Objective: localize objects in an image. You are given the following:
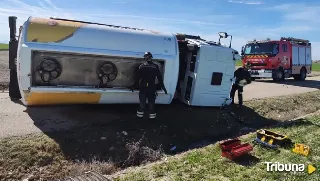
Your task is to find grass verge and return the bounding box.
[312,62,320,72]
[0,91,320,180]
[235,60,242,66]
[0,43,9,50]
[110,112,320,181]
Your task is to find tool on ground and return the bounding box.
[253,129,292,149]
[292,143,310,157]
[55,171,112,181]
[219,138,253,160]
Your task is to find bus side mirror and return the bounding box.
[9,16,17,41]
[218,32,229,38]
[241,46,245,55]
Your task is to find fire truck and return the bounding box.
[241,37,312,81]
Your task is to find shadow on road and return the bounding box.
[24,100,286,168]
[255,78,320,89]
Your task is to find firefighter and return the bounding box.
[130,52,167,119]
[230,62,252,106]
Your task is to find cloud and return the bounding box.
[0,0,319,60]
[311,42,320,60]
[228,0,262,5]
[77,13,229,26]
[270,3,320,24]
[0,0,235,43]
[43,0,61,11]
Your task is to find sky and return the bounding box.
[1,0,320,60]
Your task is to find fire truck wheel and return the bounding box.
[298,68,307,81]
[272,68,284,82]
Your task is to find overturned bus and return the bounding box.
[8,16,240,107]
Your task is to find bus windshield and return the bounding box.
[244,43,278,55]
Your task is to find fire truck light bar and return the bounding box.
[280,37,309,43]
[246,39,271,44]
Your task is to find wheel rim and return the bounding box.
[277,71,283,79]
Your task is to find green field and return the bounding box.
[236,60,242,66]
[0,43,9,50]
[312,62,320,72]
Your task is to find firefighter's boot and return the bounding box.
[137,102,145,118]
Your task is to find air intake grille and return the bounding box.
[251,63,267,66]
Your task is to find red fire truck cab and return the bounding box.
[241,37,312,81]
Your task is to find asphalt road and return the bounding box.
[0,51,319,138]
[235,76,320,101]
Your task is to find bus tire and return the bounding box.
[9,69,21,100]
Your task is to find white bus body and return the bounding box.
[10,16,238,107]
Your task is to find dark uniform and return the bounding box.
[131,52,167,119]
[230,64,252,106]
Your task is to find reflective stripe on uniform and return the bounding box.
[149,113,156,119]
[137,111,144,114]
[137,111,144,117]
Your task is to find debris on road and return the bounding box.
[101,137,107,140]
[55,171,112,181]
[170,146,177,151]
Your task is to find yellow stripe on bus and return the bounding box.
[27,17,84,43]
[26,92,101,105]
